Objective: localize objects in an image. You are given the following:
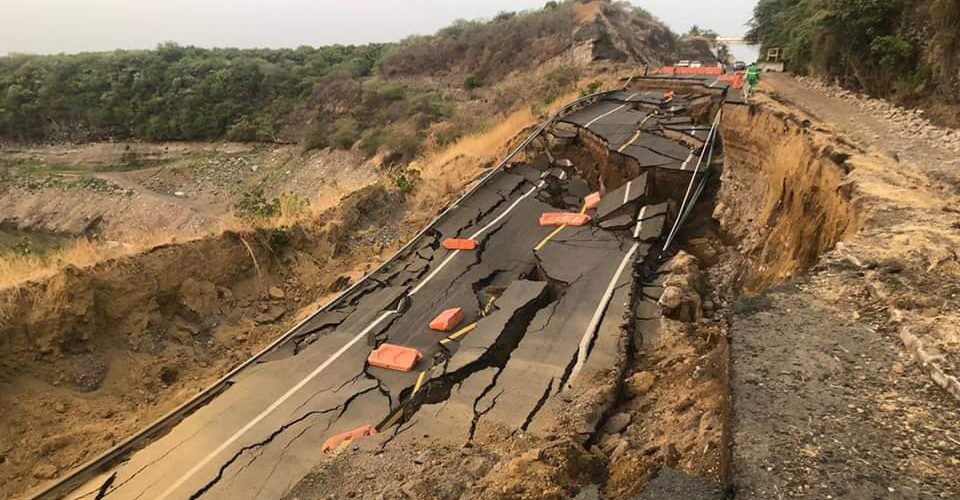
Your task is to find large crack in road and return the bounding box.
[44,79,734,500]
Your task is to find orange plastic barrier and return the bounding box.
[442,238,479,251]
[430,307,464,332]
[716,72,745,90]
[539,213,593,227]
[368,344,423,372]
[654,66,724,77]
[321,424,378,453]
[584,192,602,210]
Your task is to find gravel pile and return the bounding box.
[795,76,960,153]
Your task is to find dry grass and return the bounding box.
[0,233,191,290]
[410,73,631,216]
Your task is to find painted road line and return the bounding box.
[632,206,650,239]
[534,226,566,252]
[444,323,479,343]
[411,179,546,296]
[622,180,633,206]
[482,295,497,315]
[617,130,643,154]
[584,93,639,128]
[413,371,428,395]
[567,242,640,386]
[157,308,400,500]
[680,151,695,171]
[616,114,656,154]
[534,202,589,251]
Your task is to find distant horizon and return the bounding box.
[1,1,757,57]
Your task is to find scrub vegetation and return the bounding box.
[0,0,653,156]
[748,0,960,126]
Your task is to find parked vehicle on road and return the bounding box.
[677,60,691,67]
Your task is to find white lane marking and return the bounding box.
[558,170,567,180]
[568,242,640,385]
[584,92,639,128]
[622,181,632,205]
[410,179,545,296]
[633,206,649,239]
[585,105,626,128]
[157,309,399,500]
[161,175,548,496]
[468,180,546,239]
[680,151,695,171]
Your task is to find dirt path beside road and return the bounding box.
[728,74,960,499]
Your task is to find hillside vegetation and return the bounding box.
[0,44,387,142]
[748,0,960,126]
[0,0,679,156]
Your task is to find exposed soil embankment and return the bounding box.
[0,184,406,498]
[715,103,860,293]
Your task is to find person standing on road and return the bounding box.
[745,63,761,98]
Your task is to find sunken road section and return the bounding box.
[37,78,740,500]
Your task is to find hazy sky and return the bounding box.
[1,1,757,55]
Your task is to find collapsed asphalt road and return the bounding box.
[44,79,734,500]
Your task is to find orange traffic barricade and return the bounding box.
[654,66,723,77]
[584,192,602,210]
[368,344,423,372]
[321,424,378,453]
[442,238,479,251]
[539,213,592,227]
[430,307,464,332]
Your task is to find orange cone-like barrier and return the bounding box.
[653,66,723,77]
[368,344,423,372]
[442,238,479,251]
[321,424,378,453]
[584,192,602,210]
[539,213,592,227]
[430,307,465,332]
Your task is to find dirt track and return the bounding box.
[726,75,960,499]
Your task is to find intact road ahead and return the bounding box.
[45,78,733,500]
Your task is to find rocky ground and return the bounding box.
[724,74,960,499]
[0,142,379,243]
[777,75,960,191]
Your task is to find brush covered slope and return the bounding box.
[748,0,960,127]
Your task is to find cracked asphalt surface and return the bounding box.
[54,86,725,500]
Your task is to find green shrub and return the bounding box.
[359,129,386,155]
[464,74,484,89]
[331,118,361,149]
[394,168,421,195]
[381,83,407,101]
[235,188,280,222]
[581,81,603,97]
[267,226,291,251]
[303,121,331,151]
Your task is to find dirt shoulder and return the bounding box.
[728,75,960,499]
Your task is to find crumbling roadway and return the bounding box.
[39,77,737,500]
